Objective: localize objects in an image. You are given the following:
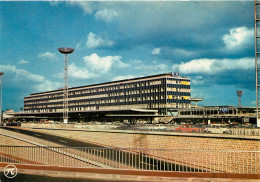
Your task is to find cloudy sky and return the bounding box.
[0,1,255,111]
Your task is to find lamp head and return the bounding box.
[236,90,244,97]
[58,47,74,54]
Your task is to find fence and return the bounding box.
[0,146,259,174]
[230,128,260,136]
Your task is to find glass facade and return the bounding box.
[24,73,191,115]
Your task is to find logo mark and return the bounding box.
[4,165,18,178]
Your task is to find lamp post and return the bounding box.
[236,90,244,107]
[58,47,74,124]
[0,72,4,124]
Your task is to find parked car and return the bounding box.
[6,122,21,126]
[204,127,231,134]
[175,125,204,133]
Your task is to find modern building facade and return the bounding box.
[174,106,256,124]
[23,73,190,121]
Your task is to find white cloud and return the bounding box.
[191,76,205,85]
[69,1,94,14]
[114,60,129,69]
[86,32,114,49]
[18,59,29,64]
[0,64,61,92]
[131,60,143,65]
[190,87,210,101]
[69,62,95,79]
[84,53,113,72]
[171,48,197,57]
[95,9,118,23]
[37,80,61,92]
[57,53,130,80]
[151,48,161,55]
[223,27,254,50]
[133,59,169,73]
[83,53,129,73]
[172,57,254,74]
[76,43,81,49]
[15,69,44,82]
[112,75,136,81]
[38,52,57,60]
[0,65,16,73]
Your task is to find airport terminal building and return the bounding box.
[22,73,191,122]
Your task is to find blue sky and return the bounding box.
[0,1,255,111]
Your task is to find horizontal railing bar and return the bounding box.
[0,146,258,153]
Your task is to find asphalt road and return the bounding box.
[0,127,102,148]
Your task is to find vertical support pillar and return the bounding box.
[255,0,260,127]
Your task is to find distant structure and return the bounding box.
[190,98,203,108]
[58,47,74,124]
[236,90,244,107]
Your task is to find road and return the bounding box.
[1,127,101,148]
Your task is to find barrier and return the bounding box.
[230,128,260,136]
[0,146,259,174]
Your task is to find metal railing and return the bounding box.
[230,128,260,136]
[0,146,259,174]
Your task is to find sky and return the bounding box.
[0,0,256,111]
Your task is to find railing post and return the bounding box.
[0,146,259,175]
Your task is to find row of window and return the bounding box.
[25,87,166,102]
[25,79,166,101]
[167,84,190,89]
[168,99,190,104]
[24,102,191,113]
[25,91,191,106]
[25,98,191,111]
[167,87,190,92]
[25,79,190,102]
[25,87,190,105]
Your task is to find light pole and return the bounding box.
[236,90,244,107]
[0,72,4,124]
[58,47,74,124]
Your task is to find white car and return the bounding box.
[204,127,231,134]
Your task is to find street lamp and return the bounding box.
[58,47,74,124]
[236,90,244,107]
[0,72,4,124]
